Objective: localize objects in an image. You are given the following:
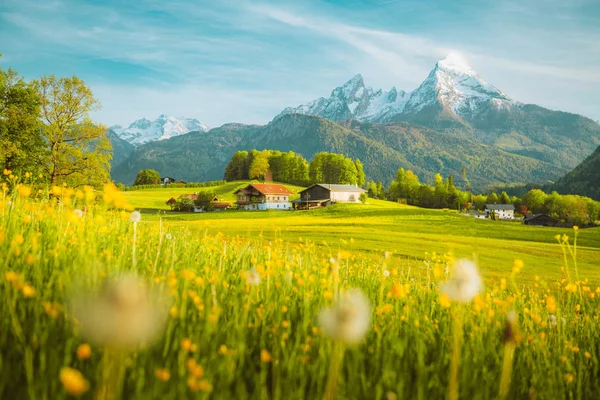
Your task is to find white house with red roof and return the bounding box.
[233,183,293,211]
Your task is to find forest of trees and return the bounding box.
[1,62,111,188]
[375,167,599,226]
[224,150,365,187]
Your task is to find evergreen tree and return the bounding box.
[224,151,248,181]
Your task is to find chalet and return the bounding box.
[292,184,366,210]
[485,204,515,220]
[234,184,293,211]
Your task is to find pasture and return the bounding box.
[2,183,599,399]
[126,183,600,283]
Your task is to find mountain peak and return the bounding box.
[114,115,209,147]
[436,53,476,76]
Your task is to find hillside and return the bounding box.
[107,129,134,167]
[112,114,562,189]
[551,146,600,200]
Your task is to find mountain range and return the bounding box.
[111,114,209,147]
[108,54,600,192]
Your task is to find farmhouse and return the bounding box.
[234,183,292,211]
[485,204,515,220]
[292,184,366,210]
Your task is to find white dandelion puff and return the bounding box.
[165,233,173,240]
[440,259,483,303]
[73,209,83,218]
[383,270,390,277]
[319,289,371,344]
[129,211,141,223]
[73,274,168,349]
[245,268,261,285]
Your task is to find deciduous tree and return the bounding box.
[38,75,111,188]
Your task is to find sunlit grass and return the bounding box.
[2,183,600,399]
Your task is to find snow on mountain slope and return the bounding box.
[403,53,517,120]
[111,114,209,146]
[274,74,410,123]
[276,53,517,124]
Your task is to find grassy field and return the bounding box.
[126,183,600,283]
[2,183,600,399]
[123,181,306,211]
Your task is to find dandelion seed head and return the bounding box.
[440,259,483,303]
[130,211,142,223]
[319,289,371,344]
[245,269,261,285]
[73,273,168,349]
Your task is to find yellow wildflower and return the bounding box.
[76,344,92,360]
[155,368,171,381]
[439,293,452,309]
[22,284,36,298]
[60,367,89,395]
[261,349,273,363]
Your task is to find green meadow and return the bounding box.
[125,182,600,283]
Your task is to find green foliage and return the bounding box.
[224,150,309,185]
[173,197,194,212]
[0,66,45,176]
[551,146,600,201]
[522,189,600,226]
[194,191,216,212]
[248,150,270,180]
[309,152,363,185]
[224,151,248,181]
[37,74,111,188]
[134,169,161,186]
[359,192,368,203]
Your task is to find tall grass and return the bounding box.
[1,183,599,399]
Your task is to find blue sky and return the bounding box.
[1,0,599,127]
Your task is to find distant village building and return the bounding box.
[524,213,554,226]
[234,184,292,211]
[292,184,366,210]
[173,193,231,212]
[485,204,515,220]
[473,211,487,219]
[161,176,177,185]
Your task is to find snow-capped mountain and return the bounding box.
[111,114,209,146]
[274,74,410,123]
[402,53,516,120]
[275,54,517,123]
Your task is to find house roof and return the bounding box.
[234,183,293,195]
[485,204,515,211]
[179,193,198,201]
[302,184,366,193]
[524,213,549,221]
